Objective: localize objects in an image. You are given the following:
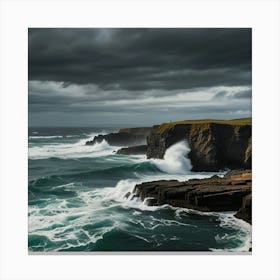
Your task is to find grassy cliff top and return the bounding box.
[158,118,252,134]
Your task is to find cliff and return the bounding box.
[127,170,252,224]
[86,127,152,147]
[234,193,252,224]
[146,118,252,171]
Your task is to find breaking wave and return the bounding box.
[29,178,251,252]
[28,139,116,160]
[28,128,251,252]
[153,141,193,174]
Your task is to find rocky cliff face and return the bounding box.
[86,127,152,147]
[234,193,252,224]
[147,119,252,171]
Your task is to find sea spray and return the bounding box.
[29,135,64,139]
[28,139,116,160]
[28,127,251,252]
[153,140,193,174]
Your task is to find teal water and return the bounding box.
[28,127,251,252]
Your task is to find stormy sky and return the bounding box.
[28,28,252,127]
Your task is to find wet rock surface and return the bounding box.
[234,193,252,224]
[146,119,252,171]
[128,170,252,224]
[86,127,151,147]
[116,145,147,155]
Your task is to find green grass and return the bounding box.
[158,118,252,134]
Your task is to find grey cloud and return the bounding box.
[234,89,252,99]
[29,28,251,91]
[213,88,252,100]
[28,28,252,126]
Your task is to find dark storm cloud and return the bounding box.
[28,28,252,126]
[29,28,251,91]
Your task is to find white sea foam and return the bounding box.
[152,141,193,174]
[29,135,64,139]
[28,191,118,251]
[173,207,252,252]
[28,178,160,250]
[28,139,116,159]
[28,178,173,251]
[65,135,80,138]
[29,176,251,252]
[208,213,252,252]
[29,134,93,139]
[28,133,249,252]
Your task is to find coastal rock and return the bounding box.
[234,193,252,224]
[86,127,151,147]
[146,118,252,171]
[124,192,131,199]
[128,170,252,223]
[116,145,147,155]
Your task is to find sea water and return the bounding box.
[28,127,251,252]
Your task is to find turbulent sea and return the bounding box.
[28,127,251,252]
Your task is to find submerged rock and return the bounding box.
[124,192,131,199]
[129,170,252,223]
[234,193,252,224]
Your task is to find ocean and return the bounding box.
[28,127,251,252]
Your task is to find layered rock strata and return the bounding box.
[128,170,252,223]
[146,118,252,171]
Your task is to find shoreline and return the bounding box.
[125,170,252,224]
[28,125,252,252]
[84,119,252,225]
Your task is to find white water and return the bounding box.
[28,139,117,159]
[29,178,251,252]
[28,137,194,178]
[211,214,252,252]
[29,135,64,139]
[28,134,251,252]
[153,141,193,174]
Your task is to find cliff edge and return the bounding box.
[147,118,251,171]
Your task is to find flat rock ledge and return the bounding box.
[127,170,252,224]
[116,145,147,155]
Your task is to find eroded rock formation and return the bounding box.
[146,118,252,171]
[86,127,151,147]
[128,170,252,223]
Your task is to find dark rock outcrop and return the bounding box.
[86,127,152,147]
[116,145,147,155]
[128,170,252,223]
[234,193,252,224]
[146,118,252,171]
